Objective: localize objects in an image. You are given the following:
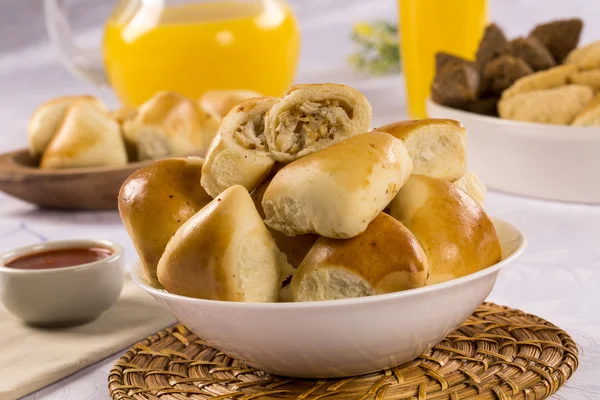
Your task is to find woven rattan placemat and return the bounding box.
[109,302,578,400]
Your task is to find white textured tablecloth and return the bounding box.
[1,0,599,398]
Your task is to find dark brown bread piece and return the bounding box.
[431,58,480,108]
[510,36,556,71]
[435,52,475,71]
[461,97,500,117]
[476,24,511,70]
[482,55,533,96]
[529,18,583,63]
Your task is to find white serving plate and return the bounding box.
[426,98,600,203]
[132,218,526,379]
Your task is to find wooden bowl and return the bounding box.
[0,148,151,210]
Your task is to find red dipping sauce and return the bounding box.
[5,247,113,270]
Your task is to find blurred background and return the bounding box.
[1,0,599,151]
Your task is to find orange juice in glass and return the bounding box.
[398,0,487,118]
[45,0,300,106]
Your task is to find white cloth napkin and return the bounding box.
[0,276,176,400]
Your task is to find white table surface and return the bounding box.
[1,0,599,399]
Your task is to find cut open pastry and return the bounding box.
[388,174,501,285]
[199,89,263,118]
[264,83,372,162]
[118,157,212,286]
[251,179,318,269]
[374,119,467,181]
[123,91,221,161]
[262,131,413,238]
[157,185,291,302]
[201,97,278,198]
[39,101,127,169]
[291,213,428,302]
[28,95,106,157]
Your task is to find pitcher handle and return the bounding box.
[44,0,109,87]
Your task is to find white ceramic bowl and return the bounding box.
[0,239,125,326]
[132,218,526,378]
[426,98,600,203]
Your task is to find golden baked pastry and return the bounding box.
[566,40,600,70]
[572,94,600,126]
[201,97,277,198]
[157,185,291,302]
[123,91,221,161]
[40,101,127,169]
[374,118,467,181]
[499,84,594,125]
[251,179,318,269]
[264,83,372,162]
[569,69,600,92]
[28,95,106,157]
[109,105,137,125]
[291,213,428,301]
[118,157,212,286]
[454,171,486,206]
[388,174,501,285]
[199,89,263,118]
[501,64,578,99]
[262,131,413,238]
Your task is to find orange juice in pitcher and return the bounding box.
[103,0,300,106]
[44,0,300,107]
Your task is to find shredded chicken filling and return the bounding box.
[274,99,352,154]
[233,113,267,150]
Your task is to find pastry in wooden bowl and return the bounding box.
[374,118,466,181]
[262,131,413,238]
[123,91,221,161]
[264,83,372,162]
[118,157,212,286]
[388,174,501,285]
[291,213,428,302]
[28,95,106,158]
[157,185,291,302]
[201,97,278,197]
[40,101,127,169]
[199,89,263,118]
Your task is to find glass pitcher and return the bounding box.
[44,0,301,106]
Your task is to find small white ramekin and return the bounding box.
[0,239,124,327]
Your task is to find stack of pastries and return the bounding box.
[27,89,262,169]
[119,83,502,303]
